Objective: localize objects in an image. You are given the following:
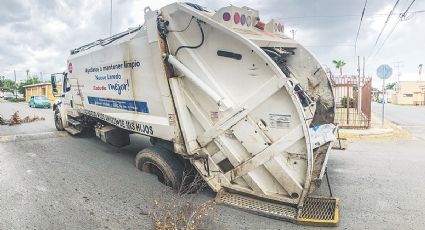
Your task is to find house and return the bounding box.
[390,81,425,105]
[23,82,61,102]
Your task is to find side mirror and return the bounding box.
[51,74,59,96]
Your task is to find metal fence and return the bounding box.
[331,75,372,129]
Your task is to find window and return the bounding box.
[35,96,48,100]
[403,94,413,97]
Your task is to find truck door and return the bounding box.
[67,78,84,108]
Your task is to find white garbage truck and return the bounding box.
[51,2,338,226]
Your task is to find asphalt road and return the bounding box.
[372,102,425,140]
[1,100,425,229]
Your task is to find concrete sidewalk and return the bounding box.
[338,112,410,140]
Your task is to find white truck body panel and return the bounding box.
[67,26,178,141]
[59,2,336,214]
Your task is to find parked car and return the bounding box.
[3,92,15,100]
[29,95,51,108]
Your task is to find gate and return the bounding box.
[331,75,372,128]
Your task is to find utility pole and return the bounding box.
[290,29,296,40]
[110,0,113,36]
[357,56,361,111]
[40,72,43,81]
[14,70,17,99]
[393,61,402,91]
[26,69,29,81]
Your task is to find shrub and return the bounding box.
[341,96,355,108]
[9,98,25,103]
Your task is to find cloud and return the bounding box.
[0,0,423,86]
[0,0,30,25]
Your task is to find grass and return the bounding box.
[6,98,25,103]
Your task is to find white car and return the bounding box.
[3,92,15,100]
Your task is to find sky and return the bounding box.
[0,0,424,86]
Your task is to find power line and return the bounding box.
[368,0,417,63]
[277,13,388,20]
[402,9,424,20]
[371,18,401,61]
[401,0,417,19]
[373,0,401,48]
[276,10,423,21]
[366,0,402,63]
[374,0,417,53]
[355,0,368,56]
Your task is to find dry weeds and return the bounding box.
[150,166,216,230]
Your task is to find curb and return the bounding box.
[0,131,69,143]
[338,113,410,141]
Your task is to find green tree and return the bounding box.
[386,82,396,90]
[0,79,17,92]
[332,60,346,76]
[18,77,42,96]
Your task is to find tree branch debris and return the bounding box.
[0,111,45,126]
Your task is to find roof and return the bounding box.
[22,82,52,88]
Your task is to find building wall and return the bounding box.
[392,81,425,105]
[25,84,62,102]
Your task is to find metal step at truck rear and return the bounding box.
[215,191,297,222]
[215,191,339,226]
[298,196,339,226]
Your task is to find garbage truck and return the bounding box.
[51,2,338,226]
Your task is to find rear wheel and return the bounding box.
[135,146,183,190]
[54,108,65,131]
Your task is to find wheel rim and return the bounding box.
[142,162,168,185]
[55,113,62,128]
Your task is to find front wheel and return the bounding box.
[135,146,183,190]
[54,108,65,131]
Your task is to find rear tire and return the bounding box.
[54,108,65,131]
[135,146,183,190]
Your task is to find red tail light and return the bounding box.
[234,12,240,24]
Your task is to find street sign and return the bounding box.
[377,64,392,80]
[376,64,393,128]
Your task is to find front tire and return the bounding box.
[135,146,183,190]
[54,108,65,131]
